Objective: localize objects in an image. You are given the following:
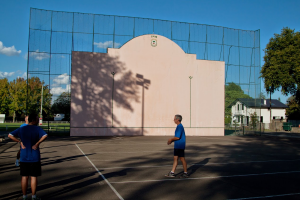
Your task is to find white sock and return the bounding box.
[23,195,27,199]
[184,172,188,174]
[171,171,174,173]
[32,195,36,198]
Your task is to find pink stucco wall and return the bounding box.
[71,34,225,136]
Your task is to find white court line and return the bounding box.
[75,143,124,200]
[90,155,233,161]
[95,151,168,153]
[93,151,249,154]
[227,192,300,199]
[98,159,300,170]
[109,170,300,184]
[93,151,300,157]
[78,142,219,146]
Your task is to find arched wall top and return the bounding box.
[117,34,186,54]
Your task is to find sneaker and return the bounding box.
[180,173,189,178]
[165,171,175,177]
[15,159,19,167]
[32,196,41,200]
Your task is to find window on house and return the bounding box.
[241,116,243,124]
[238,104,239,110]
[238,116,240,122]
[242,104,244,110]
[260,116,263,122]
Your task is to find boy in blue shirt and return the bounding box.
[165,114,189,178]
[8,114,47,200]
[16,115,28,166]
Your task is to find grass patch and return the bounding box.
[0,123,70,136]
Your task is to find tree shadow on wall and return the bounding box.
[71,51,145,136]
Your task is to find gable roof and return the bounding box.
[230,98,288,109]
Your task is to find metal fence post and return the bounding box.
[243,126,244,135]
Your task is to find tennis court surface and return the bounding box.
[1,135,300,200]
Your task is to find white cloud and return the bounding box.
[0,41,21,56]
[21,72,27,79]
[94,41,121,49]
[51,84,70,95]
[30,50,50,60]
[0,71,15,78]
[17,74,26,79]
[53,73,69,85]
[51,74,70,95]
[23,53,28,60]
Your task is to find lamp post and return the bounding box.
[40,85,49,125]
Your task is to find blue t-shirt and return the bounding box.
[174,123,186,149]
[20,123,28,127]
[10,125,47,162]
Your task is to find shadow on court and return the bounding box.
[1,136,300,200]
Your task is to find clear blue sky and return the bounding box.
[0,0,299,103]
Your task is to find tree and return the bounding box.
[26,77,52,118]
[0,77,52,122]
[261,27,300,103]
[250,112,259,129]
[225,82,251,124]
[51,92,70,120]
[8,78,27,122]
[0,78,10,115]
[286,95,300,120]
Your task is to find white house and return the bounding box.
[230,98,288,126]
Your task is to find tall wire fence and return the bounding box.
[27,8,261,133]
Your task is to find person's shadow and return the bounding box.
[177,158,211,177]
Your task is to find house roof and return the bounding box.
[230,98,288,109]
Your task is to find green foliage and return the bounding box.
[0,77,52,120]
[51,92,70,120]
[225,82,251,124]
[250,112,258,128]
[0,78,10,114]
[261,27,300,102]
[27,77,52,116]
[286,96,300,120]
[8,78,27,121]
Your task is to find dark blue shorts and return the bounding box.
[20,162,41,177]
[174,148,185,157]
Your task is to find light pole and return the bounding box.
[40,85,49,125]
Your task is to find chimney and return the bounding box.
[264,99,266,105]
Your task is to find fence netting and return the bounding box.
[27,8,261,134]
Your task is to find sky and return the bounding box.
[0,0,299,103]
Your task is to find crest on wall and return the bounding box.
[151,35,157,47]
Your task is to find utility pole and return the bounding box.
[270,92,272,123]
[40,85,49,125]
[40,85,44,125]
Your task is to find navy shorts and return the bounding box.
[20,162,41,177]
[174,149,185,157]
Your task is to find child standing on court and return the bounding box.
[8,114,48,200]
[165,114,189,178]
[15,115,28,166]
